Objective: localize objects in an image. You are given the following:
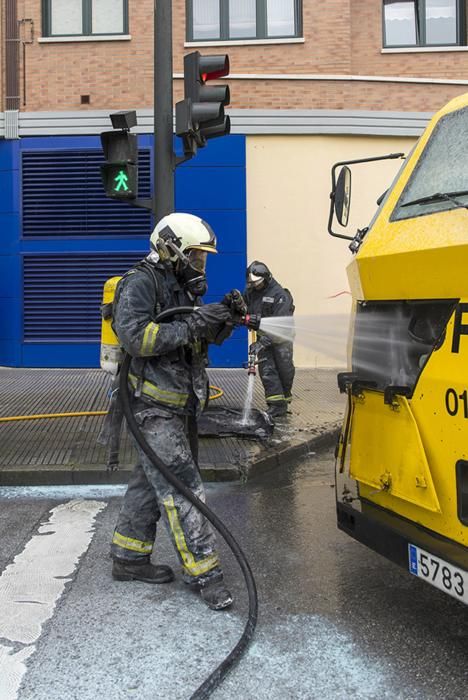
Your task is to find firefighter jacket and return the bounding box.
[113,259,208,416]
[243,278,295,347]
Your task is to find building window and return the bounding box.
[383,0,465,47]
[42,0,128,37]
[187,0,302,41]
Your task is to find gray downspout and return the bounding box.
[5,0,20,138]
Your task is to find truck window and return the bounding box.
[391,106,468,221]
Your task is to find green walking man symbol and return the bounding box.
[114,169,129,192]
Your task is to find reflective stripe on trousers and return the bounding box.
[163,496,220,577]
[112,531,153,554]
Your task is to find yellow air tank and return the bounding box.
[329,92,468,605]
[100,276,123,375]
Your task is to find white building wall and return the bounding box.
[246,134,416,367]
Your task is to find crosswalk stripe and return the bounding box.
[0,499,106,700]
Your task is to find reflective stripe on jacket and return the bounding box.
[113,261,208,415]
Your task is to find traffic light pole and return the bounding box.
[154,0,174,220]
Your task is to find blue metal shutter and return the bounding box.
[22,150,151,237]
[23,254,143,340]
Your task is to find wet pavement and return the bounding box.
[0,448,466,700]
[0,367,343,484]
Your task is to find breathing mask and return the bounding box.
[178,249,209,297]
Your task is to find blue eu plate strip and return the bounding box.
[408,544,418,575]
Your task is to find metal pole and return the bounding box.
[154,0,174,220]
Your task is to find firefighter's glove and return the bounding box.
[221,289,247,321]
[249,337,270,355]
[249,341,262,356]
[186,304,233,344]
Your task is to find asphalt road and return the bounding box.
[0,450,466,700]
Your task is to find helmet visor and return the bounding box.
[248,271,267,289]
[187,249,208,273]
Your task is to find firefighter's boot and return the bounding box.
[112,558,174,584]
[200,579,234,610]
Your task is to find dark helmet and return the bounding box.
[246,261,272,290]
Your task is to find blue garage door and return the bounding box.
[20,134,247,368]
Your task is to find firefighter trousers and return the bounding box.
[258,341,295,409]
[111,408,222,586]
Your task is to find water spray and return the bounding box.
[241,346,257,426]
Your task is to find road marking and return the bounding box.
[0,485,126,500]
[0,646,35,700]
[0,499,106,700]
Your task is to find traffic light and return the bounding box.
[100,111,138,200]
[176,52,230,156]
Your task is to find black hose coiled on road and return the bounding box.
[119,306,258,700]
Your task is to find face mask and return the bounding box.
[187,249,207,273]
[178,262,208,296]
[247,274,266,291]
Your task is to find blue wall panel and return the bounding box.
[0,256,21,297]
[0,171,18,212]
[0,299,22,340]
[0,341,21,366]
[0,133,247,368]
[0,140,21,366]
[176,168,246,211]
[0,215,21,252]
[22,343,99,369]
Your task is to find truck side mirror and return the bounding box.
[327,152,404,246]
[335,166,352,227]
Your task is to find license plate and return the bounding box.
[408,544,468,605]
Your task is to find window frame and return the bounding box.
[186,0,303,43]
[382,0,466,48]
[42,0,129,38]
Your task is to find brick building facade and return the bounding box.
[3,1,468,115]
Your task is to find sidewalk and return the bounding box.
[0,367,344,485]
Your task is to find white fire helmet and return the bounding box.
[150,213,217,262]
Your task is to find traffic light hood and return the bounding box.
[198,54,229,81]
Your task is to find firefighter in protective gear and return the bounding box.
[244,261,295,418]
[111,213,234,611]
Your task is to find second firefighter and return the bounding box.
[244,261,295,418]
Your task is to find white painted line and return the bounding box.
[0,499,106,700]
[0,484,126,500]
[0,646,34,700]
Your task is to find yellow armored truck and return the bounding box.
[330,93,468,605]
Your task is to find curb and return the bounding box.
[0,424,341,487]
[242,423,341,481]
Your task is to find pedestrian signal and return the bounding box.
[100,111,138,200]
[176,52,230,157]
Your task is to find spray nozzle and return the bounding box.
[222,289,248,320]
[247,350,257,376]
[242,314,261,331]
